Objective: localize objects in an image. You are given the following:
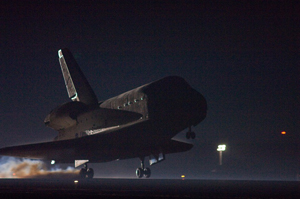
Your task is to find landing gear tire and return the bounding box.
[186,126,196,139]
[143,167,151,178]
[136,168,144,178]
[80,168,87,178]
[186,132,191,139]
[136,157,151,178]
[87,168,94,179]
[190,132,196,139]
[79,164,94,179]
[136,167,151,178]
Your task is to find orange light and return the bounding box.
[13,173,15,176]
[281,131,286,135]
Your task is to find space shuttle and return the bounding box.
[0,49,207,178]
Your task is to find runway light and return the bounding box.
[281,131,286,135]
[181,175,185,180]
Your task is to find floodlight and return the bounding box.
[217,144,226,151]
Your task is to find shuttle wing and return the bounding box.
[0,120,193,164]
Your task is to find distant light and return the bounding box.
[181,175,185,178]
[13,173,15,176]
[74,180,78,184]
[217,145,226,151]
[281,131,286,135]
[51,160,55,165]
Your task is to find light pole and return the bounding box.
[217,144,226,165]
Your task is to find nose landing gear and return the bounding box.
[136,157,151,178]
[186,126,196,139]
[79,163,94,179]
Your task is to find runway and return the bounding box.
[0,178,299,198]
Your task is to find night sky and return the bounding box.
[1,1,299,179]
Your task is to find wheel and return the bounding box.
[186,132,191,139]
[136,168,144,178]
[143,168,151,178]
[87,168,94,179]
[190,132,196,139]
[79,168,87,178]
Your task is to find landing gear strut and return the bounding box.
[136,157,151,178]
[79,163,94,179]
[186,126,196,139]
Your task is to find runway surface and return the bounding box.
[0,178,299,198]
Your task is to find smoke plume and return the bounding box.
[0,157,80,178]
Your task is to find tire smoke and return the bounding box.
[0,157,80,178]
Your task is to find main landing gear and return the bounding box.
[186,126,196,139]
[79,163,94,179]
[136,157,151,178]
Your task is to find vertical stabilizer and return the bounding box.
[58,48,98,105]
